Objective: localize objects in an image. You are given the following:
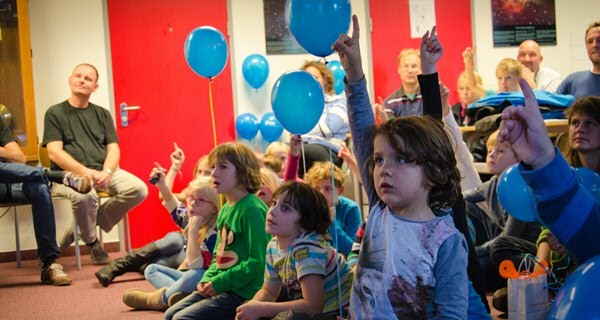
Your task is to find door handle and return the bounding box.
[120,103,141,127]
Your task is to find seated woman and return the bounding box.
[122,175,220,311]
[299,61,349,177]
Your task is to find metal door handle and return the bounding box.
[120,103,141,127]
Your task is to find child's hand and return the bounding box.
[462,46,475,67]
[149,162,167,186]
[498,79,555,169]
[235,300,265,320]
[439,81,451,116]
[170,142,185,170]
[290,134,302,157]
[197,282,216,297]
[420,26,443,75]
[372,96,389,122]
[547,232,566,255]
[332,15,363,84]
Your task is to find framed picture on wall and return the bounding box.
[491,0,557,47]
[263,0,305,55]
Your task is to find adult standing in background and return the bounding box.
[517,40,561,92]
[557,21,600,99]
[43,63,148,265]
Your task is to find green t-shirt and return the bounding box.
[201,193,270,300]
[42,100,118,170]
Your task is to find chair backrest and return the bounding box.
[38,144,51,168]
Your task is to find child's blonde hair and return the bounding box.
[208,142,261,193]
[304,161,345,189]
[370,117,460,209]
[486,130,511,151]
[259,168,282,193]
[186,176,220,242]
[192,155,210,179]
[265,141,290,156]
[263,153,283,174]
[457,71,483,86]
[495,58,522,77]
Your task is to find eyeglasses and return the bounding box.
[186,195,213,207]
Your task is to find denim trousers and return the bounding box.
[0,162,59,265]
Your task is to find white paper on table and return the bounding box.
[409,0,436,39]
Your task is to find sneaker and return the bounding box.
[492,287,508,313]
[63,172,93,194]
[41,263,72,286]
[90,241,110,265]
[59,226,75,251]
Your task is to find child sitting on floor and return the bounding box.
[236,181,353,320]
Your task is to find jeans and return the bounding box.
[165,291,245,320]
[0,162,59,265]
[144,263,205,303]
[153,231,186,268]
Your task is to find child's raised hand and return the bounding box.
[332,14,363,84]
[290,134,302,157]
[170,142,185,170]
[462,46,475,66]
[149,162,167,186]
[498,79,555,169]
[420,26,443,75]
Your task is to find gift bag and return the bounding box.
[507,256,549,320]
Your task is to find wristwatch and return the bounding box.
[104,168,113,175]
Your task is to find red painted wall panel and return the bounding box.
[369,0,473,104]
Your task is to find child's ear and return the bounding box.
[338,185,344,195]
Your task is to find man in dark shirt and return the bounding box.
[43,64,148,265]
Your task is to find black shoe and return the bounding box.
[492,287,508,313]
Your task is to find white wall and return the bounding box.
[228,0,373,150]
[0,0,118,254]
[472,0,599,90]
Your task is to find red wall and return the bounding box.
[369,0,473,104]
[107,0,234,247]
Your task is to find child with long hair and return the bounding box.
[333,17,469,318]
[236,181,353,320]
[122,176,220,310]
[165,142,270,320]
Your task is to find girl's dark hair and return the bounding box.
[565,96,600,172]
[368,116,460,209]
[272,181,331,235]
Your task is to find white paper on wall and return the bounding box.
[409,0,436,39]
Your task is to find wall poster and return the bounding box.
[492,0,557,47]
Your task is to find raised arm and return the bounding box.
[419,26,443,120]
[332,15,380,206]
[462,47,486,99]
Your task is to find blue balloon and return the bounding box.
[184,26,228,79]
[271,70,324,135]
[576,167,600,203]
[497,164,539,222]
[260,112,284,142]
[285,0,351,57]
[242,54,269,89]
[548,254,600,319]
[327,60,346,94]
[235,113,260,140]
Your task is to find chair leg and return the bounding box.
[14,207,21,268]
[73,219,81,270]
[124,213,131,253]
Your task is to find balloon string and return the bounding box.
[300,140,307,176]
[329,145,343,319]
[209,79,218,148]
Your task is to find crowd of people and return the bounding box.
[1,13,599,320]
